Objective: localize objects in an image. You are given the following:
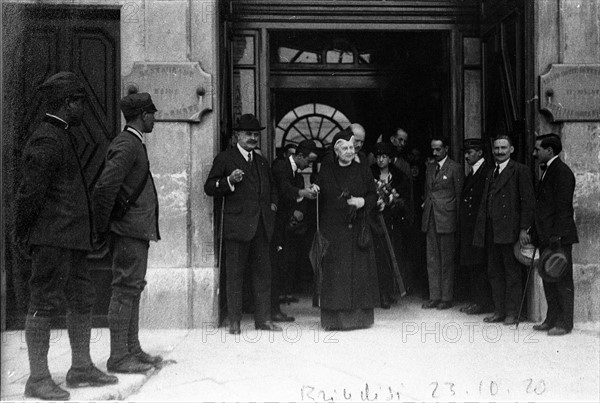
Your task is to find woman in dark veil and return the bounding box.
[315,130,380,330]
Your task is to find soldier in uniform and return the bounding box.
[15,72,118,400]
[93,92,163,373]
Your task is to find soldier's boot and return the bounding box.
[65,311,118,388]
[127,295,162,365]
[106,295,152,374]
[24,314,70,401]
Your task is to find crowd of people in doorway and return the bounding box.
[13,71,579,401]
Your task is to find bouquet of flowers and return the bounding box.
[375,179,401,208]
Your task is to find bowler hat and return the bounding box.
[538,248,569,282]
[37,71,86,102]
[513,242,539,266]
[233,114,265,131]
[120,92,157,117]
[462,138,483,151]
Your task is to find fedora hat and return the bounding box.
[233,114,265,131]
[538,248,569,282]
[513,242,539,266]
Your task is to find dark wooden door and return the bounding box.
[481,0,535,163]
[3,5,120,329]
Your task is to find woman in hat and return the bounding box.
[314,130,380,330]
[370,142,411,308]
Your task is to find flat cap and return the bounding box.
[120,92,158,117]
[37,72,86,102]
[462,138,483,151]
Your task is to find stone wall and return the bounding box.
[535,0,600,325]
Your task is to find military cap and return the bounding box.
[373,142,395,157]
[120,92,158,117]
[462,138,483,151]
[37,71,86,102]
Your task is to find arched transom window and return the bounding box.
[275,103,351,151]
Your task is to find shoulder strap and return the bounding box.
[128,168,149,205]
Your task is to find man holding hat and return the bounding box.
[473,135,535,325]
[458,138,494,315]
[204,113,282,334]
[93,92,162,373]
[532,134,579,336]
[15,71,117,400]
[271,139,319,321]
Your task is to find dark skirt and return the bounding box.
[321,308,374,330]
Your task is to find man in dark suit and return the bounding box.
[421,136,463,309]
[271,140,319,321]
[204,114,282,334]
[532,134,578,336]
[458,139,494,315]
[15,72,117,400]
[93,92,162,373]
[473,135,535,325]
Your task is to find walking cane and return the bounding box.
[516,246,537,329]
[217,197,225,325]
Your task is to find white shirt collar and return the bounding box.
[46,114,69,129]
[471,157,485,174]
[546,155,559,168]
[125,126,144,142]
[496,158,510,173]
[288,155,298,172]
[438,156,448,168]
[237,143,253,161]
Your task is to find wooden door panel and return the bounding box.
[3,6,120,329]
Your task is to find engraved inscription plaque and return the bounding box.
[539,64,600,122]
[123,62,213,122]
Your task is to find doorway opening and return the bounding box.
[269,30,450,297]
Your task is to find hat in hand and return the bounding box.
[233,114,265,131]
[513,242,539,266]
[537,248,569,282]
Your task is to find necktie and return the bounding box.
[248,151,253,163]
[435,163,440,177]
[493,164,500,179]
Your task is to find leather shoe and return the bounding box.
[255,321,283,331]
[436,301,453,310]
[229,321,241,335]
[380,301,391,309]
[460,303,476,313]
[25,377,70,401]
[107,354,153,374]
[132,348,163,365]
[533,322,552,331]
[483,313,505,323]
[66,364,118,388]
[272,311,295,322]
[548,326,570,336]
[422,300,440,309]
[503,315,517,325]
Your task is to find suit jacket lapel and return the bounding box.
[492,159,515,195]
[465,160,486,191]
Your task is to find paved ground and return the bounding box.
[2,296,599,402]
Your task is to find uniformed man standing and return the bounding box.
[15,72,118,400]
[93,92,163,373]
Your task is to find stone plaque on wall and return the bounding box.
[539,64,600,121]
[123,62,213,122]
